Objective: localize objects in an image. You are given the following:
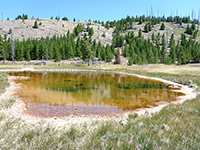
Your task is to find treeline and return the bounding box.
[1,26,200,65]
[1,16,200,65]
[0,28,114,62]
[120,31,200,65]
[102,15,199,32]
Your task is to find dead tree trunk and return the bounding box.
[10,34,15,64]
[114,49,121,64]
[3,46,5,64]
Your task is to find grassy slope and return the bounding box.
[0,66,200,149]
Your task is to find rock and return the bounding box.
[138,122,144,127]
[152,126,157,133]
[162,124,169,131]
[189,80,192,84]
[189,84,198,89]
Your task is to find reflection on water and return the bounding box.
[9,72,185,117]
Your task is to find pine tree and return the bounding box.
[8,28,12,34]
[161,44,167,63]
[153,47,159,63]
[15,40,23,61]
[151,33,155,42]
[75,37,82,58]
[138,29,142,38]
[62,17,68,21]
[88,27,94,37]
[0,35,3,60]
[144,23,149,33]
[123,43,129,57]
[106,45,113,62]
[128,57,133,66]
[161,34,167,63]
[54,45,61,62]
[160,22,165,30]
[25,49,31,61]
[169,34,175,47]
[33,20,39,28]
[34,41,40,60]
[169,44,176,64]
[162,34,166,46]
[96,41,102,59]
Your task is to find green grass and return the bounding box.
[0,73,9,95]
[0,68,200,149]
[111,68,200,88]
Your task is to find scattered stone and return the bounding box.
[152,125,158,133]
[189,84,198,89]
[74,107,79,110]
[162,124,169,131]
[100,135,107,140]
[189,80,192,84]
[138,122,144,127]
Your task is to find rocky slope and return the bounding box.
[0,19,200,46]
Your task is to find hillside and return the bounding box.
[124,22,200,43]
[0,19,114,46]
[1,18,200,45]
[0,17,200,65]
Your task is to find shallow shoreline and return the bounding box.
[0,68,197,127]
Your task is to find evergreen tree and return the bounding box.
[162,34,166,45]
[15,40,24,61]
[169,44,176,64]
[160,22,165,30]
[54,44,61,62]
[25,49,31,61]
[169,34,175,47]
[0,35,3,60]
[106,45,113,62]
[96,41,102,59]
[161,44,167,63]
[62,17,68,21]
[144,23,149,33]
[138,29,142,38]
[123,43,129,57]
[151,33,155,42]
[75,37,82,58]
[88,27,94,37]
[160,34,167,63]
[8,28,12,34]
[33,20,39,28]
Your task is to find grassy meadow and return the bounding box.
[0,64,200,149]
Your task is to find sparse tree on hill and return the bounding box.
[88,27,94,37]
[62,17,68,21]
[102,31,106,37]
[160,22,165,30]
[33,21,38,28]
[55,16,60,21]
[138,29,142,38]
[151,32,155,41]
[0,35,3,60]
[8,28,12,34]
